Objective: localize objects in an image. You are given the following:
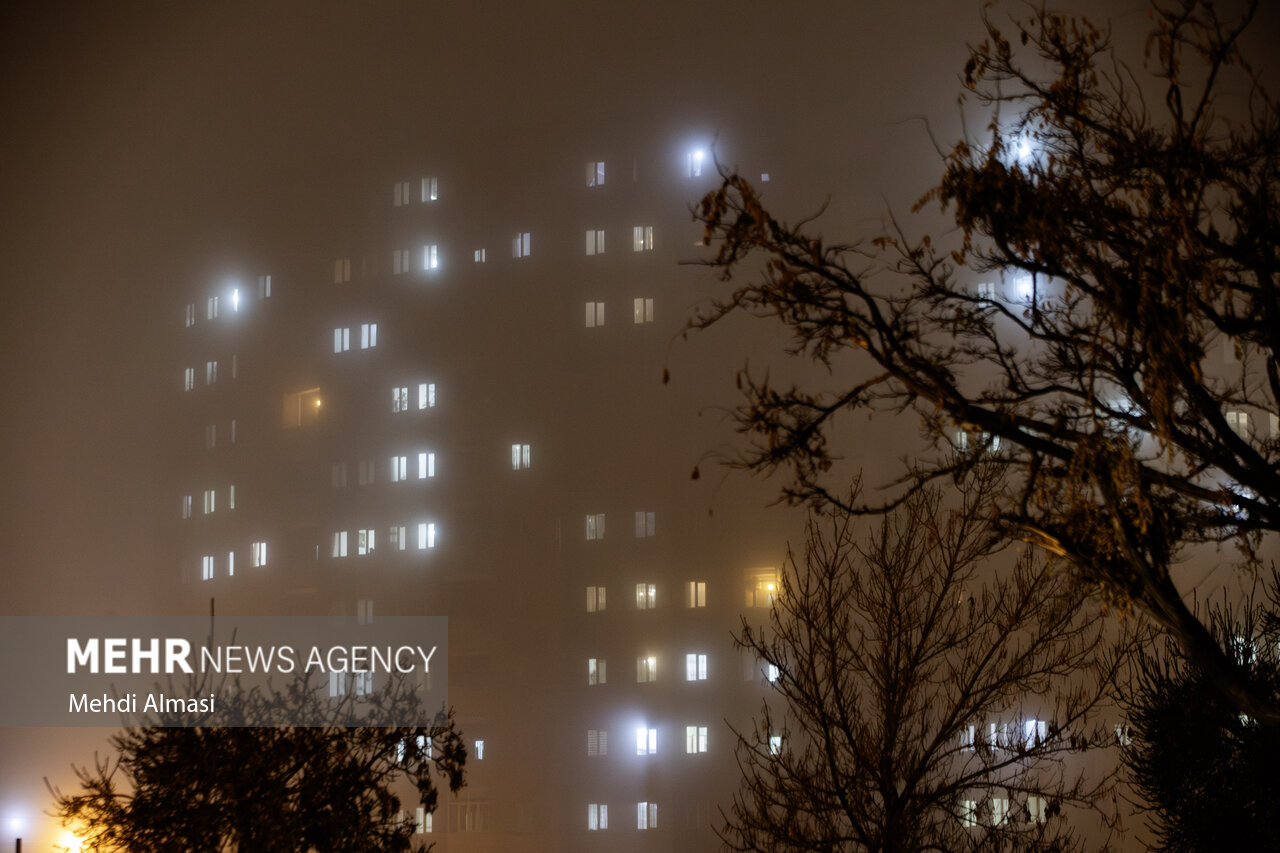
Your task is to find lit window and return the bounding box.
[474,248,486,263]
[632,225,654,251]
[332,462,348,489]
[474,740,484,760]
[585,301,605,327]
[686,581,706,607]
[226,551,235,577]
[421,176,438,202]
[332,531,348,558]
[360,323,377,349]
[418,382,436,409]
[960,725,976,752]
[587,161,605,187]
[992,798,1009,826]
[586,512,606,540]
[416,807,432,834]
[637,655,657,683]
[207,296,219,319]
[393,180,411,207]
[761,172,770,182]
[587,729,608,756]
[334,327,350,353]
[258,274,271,299]
[391,455,408,482]
[1023,719,1048,749]
[766,663,780,682]
[180,495,192,519]
[205,361,218,385]
[356,671,372,695]
[418,451,435,479]
[329,671,346,697]
[961,799,978,828]
[636,727,657,755]
[393,386,409,412]
[358,459,375,486]
[976,281,996,300]
[633,297,654,324]
[229,484,235,509]
[423,244,439,270]
[588,658,606,685]
[390,525,406,551]
[513,232,531,258]
[586,586,606,612]
[768,735,782,755]
[231,288,240,312]
[635,583,656,610]
[183,367,195,391]
[1027,795,1047,824]
[201,555,214,581]
[417,522,436,549]
[636,802,657,830]
[205,424,217,449]
[251,541,267,568]
[1115,723,1132,746]
[634,510,656,538]
[585,229,605,255]
[687,149,704,177]
[1226,409,1250,438]
[587,803,607,831]
[184,303,196,327]
[685,653,708,681]
[203,489,216,514]
[357,528,376,556]
[511,443,531,470]
[685,726,708,754]
[334,259,351,283]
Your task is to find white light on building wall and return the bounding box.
[687,148,705,177]
[231,287,240,311]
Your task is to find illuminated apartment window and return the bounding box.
[184,303,196,327]
[585,301,605,327]
[418,452,435,479]
[334,327,351,353]
[587,160,605,186]
[586,512,606,540]
[251,541,267,568]
[183,367,195,391]
[258,274,271,299]
[180,495,192,519]
[332,462,348,489]
[329,671,346,697]
[332,531,348,558]
[474,740,484,760]
[201,555,214,581]
[635,583,656,610]
[513,231,531,258]
[960,725,976,752]
[766,663,780,682]
[636,802,657,830]
[686,581,706,607]
[1115,723,1132,747]
[423,244,439,270]
[205,361,218,385]
[207,296,219,319]
[633,297,654,324]
[392,249,409,275]
[587,803,607,831]
[230,288,241,312]
[417,522,436,549]
[588,658,606,685]
[637,655,657,683]
[586,586,606,612]
[991,798,1009,826]
[634,511,655,538]
[685,653,708,681]
[358,459,375,486]
[632,225,654,251]
[961,799,978,828]
[585,229,605,255]
[393,180,411,206]
[687,149,705,177]
[203,489,216,514]
[418,382,436,409]
[391,456,408,482]
[229,484,235,509]
[976,281,997,300]
[416,807,432,834]
[357,528,376,556]
[205,424,216,449]
[393,387,409,412]
[360,323,377,349]
[474,248,486,263]
[1226,409,1250,438]
[227,551,235,577]
[768,735,782,755]
[685,726,708,753]
[334,259,351,283]
[390,525,406,551]
[1023,719,1048,749]
[1028,795,1047,824]
[587,729,609,756]
[355,671,372,694]
[511,443,531,470]
[421,176,438,202]
[636,727,657,755]
[747,568,779,607]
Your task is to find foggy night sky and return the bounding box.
[2,0,1276,846]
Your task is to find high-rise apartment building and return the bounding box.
[168,136,801,852]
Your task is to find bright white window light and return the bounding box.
[687,149,705,177]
